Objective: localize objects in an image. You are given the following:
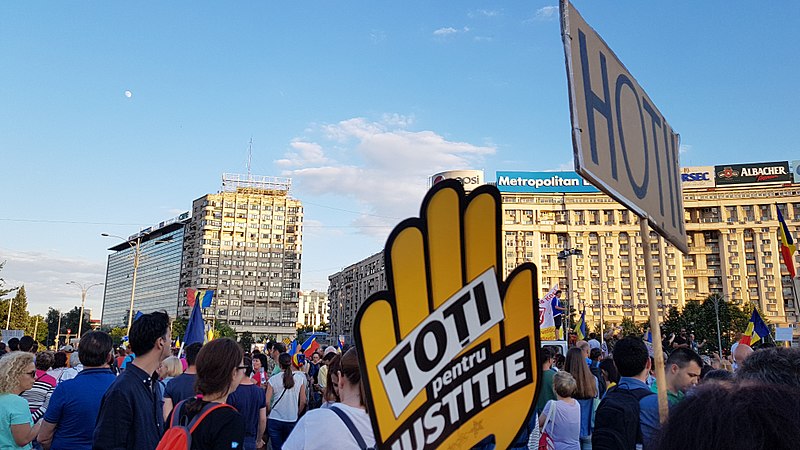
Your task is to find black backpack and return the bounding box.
[592,386,654,450]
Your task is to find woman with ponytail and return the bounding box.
[163,338,245,450]
[265,353,307,450]
[284,347,376,450]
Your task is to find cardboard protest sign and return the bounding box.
[538,283,559,340]
[354,180,541,449]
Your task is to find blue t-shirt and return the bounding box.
[551,296,563,317]
[227,383,267,450]
[164,373,197,405]
[44,368,116,450]
[0,393,32,450]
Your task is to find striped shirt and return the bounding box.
[21,370,57,421]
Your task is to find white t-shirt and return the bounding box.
[268,371,306,422]
[283,403,375,450]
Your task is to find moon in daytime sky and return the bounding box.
[124,90,132,98]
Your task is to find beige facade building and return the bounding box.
[328,251,386,344]
[180,174,303,341]
[328,166,800,337]
[298,290,329,329]
[503,183,800,328]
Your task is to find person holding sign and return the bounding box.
[552,290,567,339]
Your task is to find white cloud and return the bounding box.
[0,249,107,317]
[474,36,494,43]
[469,9,500,18]
[533,5,558,21]
[433,27,459,36]
[275,140,329,167]
[275,116,496,236]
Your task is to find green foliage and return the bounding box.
[661,295,753,353]
[296,324,314,337]
[214,321,237,338]
[26,315,47,343]
[45,307,90,347]
[620,317,644,338]
[239,331,254,350]
[0,261,18,300]
[0,285,30,331]
[171,317,188,341]
[109,327,127,345]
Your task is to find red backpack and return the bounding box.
[156,400,233,450]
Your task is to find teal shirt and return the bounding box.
[536,369,557,413]
[0,393,33,450]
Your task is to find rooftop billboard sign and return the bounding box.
[496,171,600,193]
[714,161,791,186]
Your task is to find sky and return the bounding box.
[1,1,798,318]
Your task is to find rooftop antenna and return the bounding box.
[247,137,253,180]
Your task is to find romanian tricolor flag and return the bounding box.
[777,206,796,278]
[740,308,770,346]
[186,289,215,308]
[574,310,587,341]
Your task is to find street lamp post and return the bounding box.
[102,233,142,334]
[102,232,172,334]
[710,294,725,354]
[66,281,104,339]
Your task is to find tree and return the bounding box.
[45,306,90,347]
[661,295,752,353]
[620,317,644,338]
[296,324,314,338]
[171,317,188,341]
[239,331,254,350]
[214,321,237,339]
[316,322,330,333]
[26,314,47,343]
[0,261,18,300]
[0,284,30,331]
[109,327,127,346]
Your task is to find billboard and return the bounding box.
[496,171,599,193]
[560,1,687,254]
[714,161,791,186]
[430,170,484,191]
[680,166,714,189]
[791,160,800,184]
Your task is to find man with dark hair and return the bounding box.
[647,347,703,404]
[19,335,35,352]
[593,337,658,449]
[552,290,566,338]
[93,311,171,450]
[162,341,202,420]
[738,346,800,388]
[535,348,555,414]
[39,331,116,449]
[7,337,20,352]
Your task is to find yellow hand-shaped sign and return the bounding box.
[355,180,541,449]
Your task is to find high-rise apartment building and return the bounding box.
[328,251,386,344]
[298,290,329,329]
[102,215,189,327]
[327,163,800,339]
[180,174,302,340]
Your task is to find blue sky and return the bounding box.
[1,1,798,317]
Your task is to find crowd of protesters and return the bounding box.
[0,311,373,450]
[536,328,800,450]
[1,309,798,450]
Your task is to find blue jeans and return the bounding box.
[267,419,296,450]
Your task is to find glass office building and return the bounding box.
[101,217,188,327]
